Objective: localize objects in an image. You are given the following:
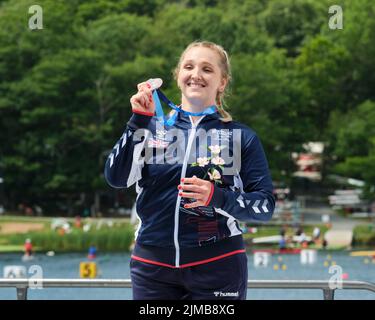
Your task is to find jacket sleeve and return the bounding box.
[208,133,275,222]
[104,112,152,189]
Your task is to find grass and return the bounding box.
[6,228,133,252]
[0,245,25,252]
[0,217,135,253]
[353,224,375,246]
[2,215,372,253]
[0,215,54,223]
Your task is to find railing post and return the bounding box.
[323,289,335,300]
[16,286,28,300]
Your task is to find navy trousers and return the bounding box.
[130,253,248,300]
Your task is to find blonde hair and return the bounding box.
[173,41,232,122]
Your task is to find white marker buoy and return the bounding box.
[254,252,271,268]
[300,249,317,265]
[46,251,55,257]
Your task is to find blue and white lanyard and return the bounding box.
[152,89,217,126]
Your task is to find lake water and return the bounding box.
[0,251,374,300]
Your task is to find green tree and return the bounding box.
[326,100,375,196]
[229,49,308,182]
[260,0,327,57]
[295,36,351,139]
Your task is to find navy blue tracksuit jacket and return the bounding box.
[104,109,275,268]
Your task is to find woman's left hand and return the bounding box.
[178,175,214,209]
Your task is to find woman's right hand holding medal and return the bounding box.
[130,78,162,115]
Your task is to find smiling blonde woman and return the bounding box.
[105,41,275,300]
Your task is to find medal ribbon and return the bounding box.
[152,89,217,126]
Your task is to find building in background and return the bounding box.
[292,142,324,182]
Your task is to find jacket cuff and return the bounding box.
[128,112,153,129]
[206,183,225,208]
[132,109,154,117]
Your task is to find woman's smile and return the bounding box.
[187,81,206,88]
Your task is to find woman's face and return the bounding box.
[177,47,227,107]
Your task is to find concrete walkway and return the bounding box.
[301,206,363,248]
[324,229,353,247]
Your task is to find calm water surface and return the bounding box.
[0,251,374,300]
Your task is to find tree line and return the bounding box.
[0,0,374,214]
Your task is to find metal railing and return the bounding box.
[1,279,375,300]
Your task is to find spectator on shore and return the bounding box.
[280,225,287,237]
[88,245,97,260]
[74,216,82,228]
[279,236,287,250]
[322,238,328,249]
[295,226,307,247]
[34,205,43,216]
[313,227,321,245]
[295,225,303,236]
[25,206,34,216]
[24,238,33,256]
[313,227,321,239]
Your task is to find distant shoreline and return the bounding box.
[1,216,374,253]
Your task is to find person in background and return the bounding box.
[279,235,287,251]
[24,238,33,256]
[312,226,321,246]
[322,238,328,250]
[88,245,97,260]
[74,215,82,228]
